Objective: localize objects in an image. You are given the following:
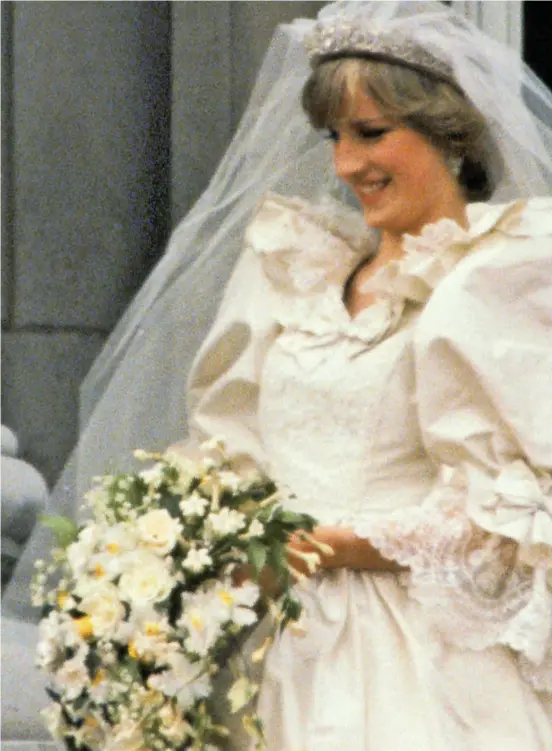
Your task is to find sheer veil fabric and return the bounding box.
[5,0,552,624]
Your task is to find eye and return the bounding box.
[354,126,391,141]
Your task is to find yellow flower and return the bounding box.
[93,563,106,578]
[57,591,69,609]
[91,669,107,687]
[144,622,162,636]
[74,615,94,639]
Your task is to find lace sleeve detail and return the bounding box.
[345,473,552,695]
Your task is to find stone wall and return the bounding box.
[1,1,324,487]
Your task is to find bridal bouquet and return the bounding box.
[33,438,323,751]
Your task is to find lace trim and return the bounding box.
[345,496,552,695]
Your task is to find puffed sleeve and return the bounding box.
[356,201,552,693]
[185,191,372,468]
[185,244,280,469]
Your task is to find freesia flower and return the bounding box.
[217,470,242,492]
[177,589,223,656]
[71,714,106,751]
[246,519,265,538]
[182,547,213,573]
[122,608,175,664]
[41,704,69,740]
[88,669,111,702]
[158,704,192,743]
[37,611,66,669]
[179,491,209,518]
[148,653,211,711]
[66,524,101,578]
[163,449,197,493]
[206,507,246,537]
[103,720,145,751]
[55,648,90,700]
[211,580,260,627]
[139,462,165,489]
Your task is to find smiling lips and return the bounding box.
[356,178,391,201]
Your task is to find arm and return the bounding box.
[287,526,404,574]
[349,229,552,692]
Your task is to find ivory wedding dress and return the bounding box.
[187,192,552,751]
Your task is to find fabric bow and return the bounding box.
[469,460,552,548]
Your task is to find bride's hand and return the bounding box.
[287,526,347,575]
[288,526,403,575]
[230,529,335,597]
[232,526,403,592]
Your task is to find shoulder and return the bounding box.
[417,197,552,345]
[244,191,377,295]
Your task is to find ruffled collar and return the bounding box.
[249,193,527,353]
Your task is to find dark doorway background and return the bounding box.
[524,1,552,88]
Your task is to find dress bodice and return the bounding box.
[258,310,434,524]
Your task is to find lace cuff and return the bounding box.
[345,477,552,694]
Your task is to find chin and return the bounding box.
[361,206,397,232]
[362,204,425,237]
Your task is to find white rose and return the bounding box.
[79,582,125,638]
[119,552,174,606]
[137,509,182,556]
[206,507,246,537]
[102,523,138,555]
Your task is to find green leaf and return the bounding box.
[277,510,317,529]
[40,515,79,548]
[247,540,267,579]
[266,540,287,578]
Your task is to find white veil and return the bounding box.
[5,0,552,622]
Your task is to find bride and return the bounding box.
[5,1,552,749]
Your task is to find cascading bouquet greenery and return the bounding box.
[33,438,326,751]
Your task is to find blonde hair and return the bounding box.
[302,57,498,201]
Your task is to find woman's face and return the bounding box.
[330,88,464,239]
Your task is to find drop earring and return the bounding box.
[447,154,463,178]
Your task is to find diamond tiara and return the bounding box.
[304,20,456,86]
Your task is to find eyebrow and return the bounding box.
[337,117,394,129]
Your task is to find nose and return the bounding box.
[332,133,370,183]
